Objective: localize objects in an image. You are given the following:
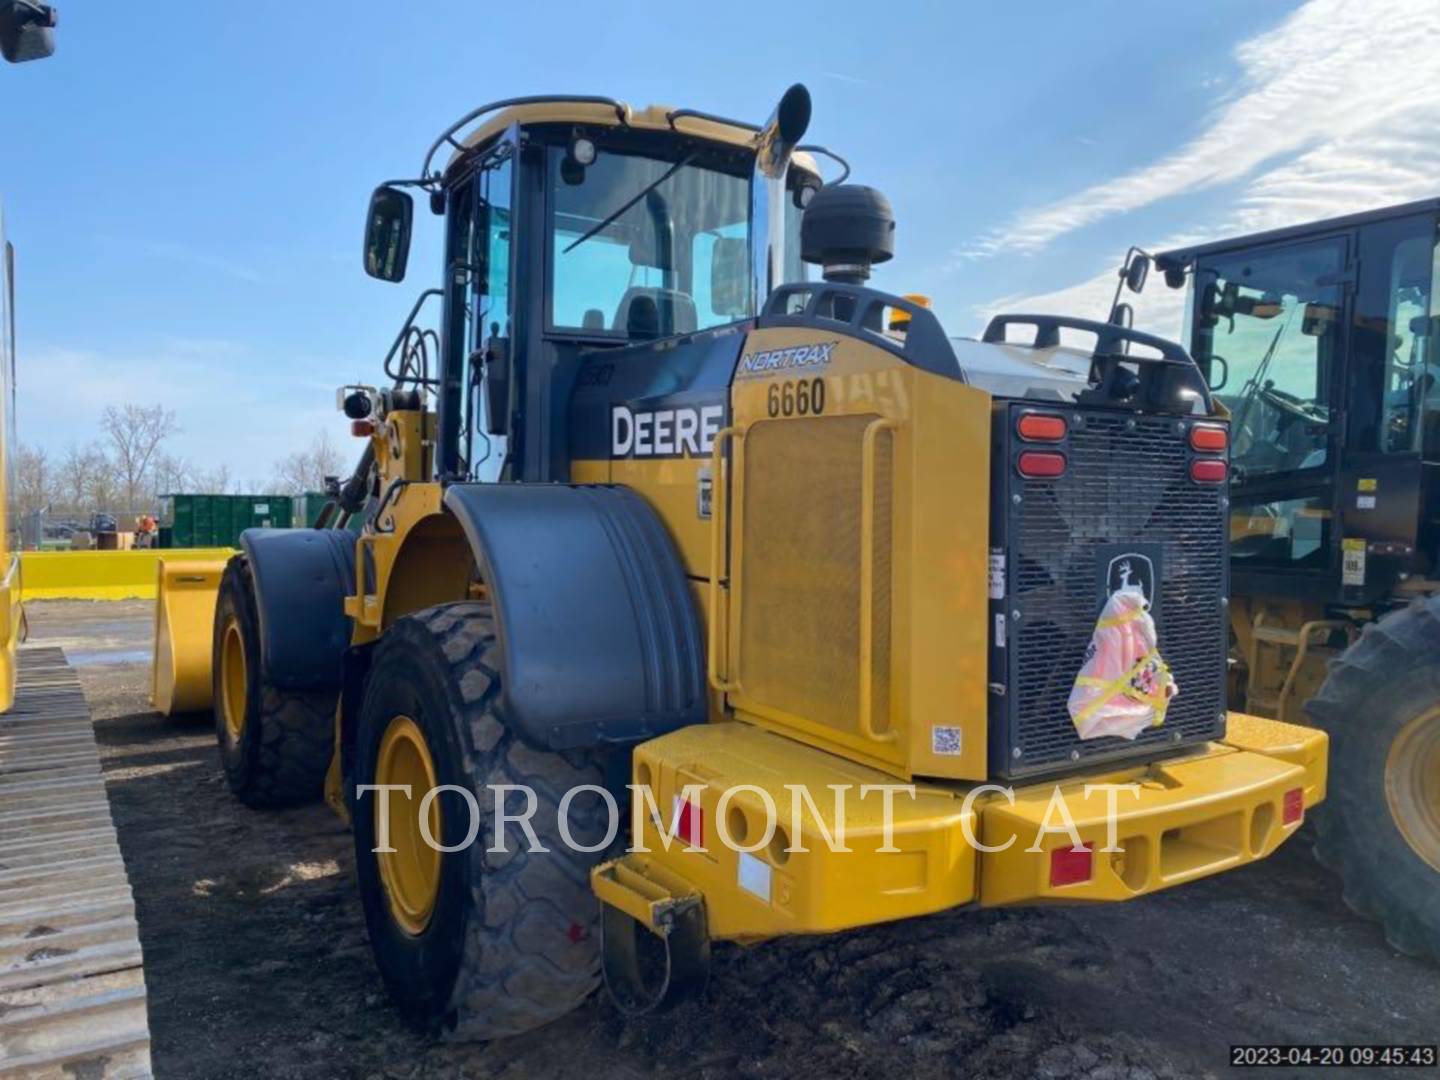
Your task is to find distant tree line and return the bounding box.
[12,404,345,523]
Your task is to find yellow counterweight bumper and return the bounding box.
[593,713,1328,941]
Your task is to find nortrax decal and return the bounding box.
[737,339,838,378]
[612,402,726,459]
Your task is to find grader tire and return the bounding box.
[1306,595,1440,962]
[352,601,616,1039]
[212,557,335,807]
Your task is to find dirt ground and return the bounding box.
[23,599,1439,1080]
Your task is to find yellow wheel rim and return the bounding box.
[1385,705,1440,873]
[220,617,247,743]
[375,715,442,936]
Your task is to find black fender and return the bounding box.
[239,528,357,691]
[442,483,705,751]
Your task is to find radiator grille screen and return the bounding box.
[738,415,892,740]
[995,406,1227,778]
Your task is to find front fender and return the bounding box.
[443,483,705,750]
[241,528,356,691]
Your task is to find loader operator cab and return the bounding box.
[362,94,824,487]
[1141,199,1440,603]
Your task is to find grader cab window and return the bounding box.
[1194,238,1344,481]
[548,146,803,339]
[1352,218,1440,456]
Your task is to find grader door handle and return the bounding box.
[707,426,745,694]
[859,417,899,744]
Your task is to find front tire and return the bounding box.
[212,557,335,807]
[1307,596,1440,961]
[352,601,617,1039]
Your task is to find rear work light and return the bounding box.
[1283,787,1304,826]
[1017,412,1067,442]
[1049,845,1093,887]
[1190,459,1227,484]
[1017,451,1066,479]
[1189,424,1228,452]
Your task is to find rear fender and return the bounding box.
[443,483,705,751]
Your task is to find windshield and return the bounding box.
[549,146,804,338]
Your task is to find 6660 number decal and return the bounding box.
[766,378,826,418]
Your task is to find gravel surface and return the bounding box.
[23,599,1439,1079]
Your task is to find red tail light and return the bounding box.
[1283,788,1304,826]
[1190,459,1227,484]
[351,419,375,437]
[1189,424,1228,452]
[1017,412,1067,442]
[1017,451,1066,479]
[1049,845,1093,887]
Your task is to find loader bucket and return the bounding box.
[151,556,229,716]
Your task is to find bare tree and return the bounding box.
[100,404,178,510]
[148,452,192,501]
[13,443,49,517]
[192,462,234,494]
[271,431,343,495]
[56,442,115,517]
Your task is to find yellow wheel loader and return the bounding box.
[153,85,1329,1038]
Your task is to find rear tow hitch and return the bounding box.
[593,856,710,1015]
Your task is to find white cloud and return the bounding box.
[955,0,1440,262]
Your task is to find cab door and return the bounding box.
[1190,234,1349,598]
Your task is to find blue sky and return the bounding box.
[4,0,1436,476]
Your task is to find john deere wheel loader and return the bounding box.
[1107,202,1440,964]
[153,85,1329,1037]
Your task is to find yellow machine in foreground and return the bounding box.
[154,86,1328,1037]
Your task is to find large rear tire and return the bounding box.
[212,557,335,807]
[1307,596,1440,961]
[352,601,618,1039]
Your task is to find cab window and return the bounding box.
[1349,215,1440,455]
[548,145,806,339]
[1193,238,1344,481]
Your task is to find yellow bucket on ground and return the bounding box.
[151,555,233,715]
[22,548,234,600]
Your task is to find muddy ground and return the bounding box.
[24,599,1438,1079]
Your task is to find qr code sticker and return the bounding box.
[932,726,962,756]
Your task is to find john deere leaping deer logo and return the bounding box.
[1107,553,1155,609]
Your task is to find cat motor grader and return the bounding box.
[1108,200,1440,964]
[152,85,1328,1037]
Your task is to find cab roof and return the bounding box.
[441,97,819,180]
[1158,195,1440,269]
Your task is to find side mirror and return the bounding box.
[364,186,414,282]
[1124,252,1151,294]
[0,1,56,63]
